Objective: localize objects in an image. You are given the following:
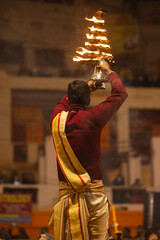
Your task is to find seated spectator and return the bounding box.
[38,233,54,240]
[123,227,132,238]
[132,178,141,186]
[18,65,33,76]
[113,173,125,186]
[145,230,158,240]
[18,227,29,239]
[21,172,36,184]
[135,226,145,240]
[0,172,10,184]
[0,229,11,240]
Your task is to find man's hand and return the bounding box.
[88,80,96,92]
[88,80,104,92]
[100,61,113,75]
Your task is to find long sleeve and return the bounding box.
[88,72,128,130]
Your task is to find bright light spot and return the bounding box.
[85,16,105,23]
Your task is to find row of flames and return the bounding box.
[73,11,114,65]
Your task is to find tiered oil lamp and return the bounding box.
[73,10,115,89]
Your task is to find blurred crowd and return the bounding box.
[121,227,159,240]
[17,65,160,88]
[119,69,160,88]
[0,171,36,185]
[0,228,54,240]
[0,226,160,240]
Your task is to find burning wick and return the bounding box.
[85,16,105,23]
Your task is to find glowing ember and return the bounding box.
[85,42,111,49]
[86,34,108,41]
[95,36,107,41]
[101,52,113,57]
[76,47,99,55]
[86,33,95,39]
[89,26,106,32]
[73,56,98,62]
[85,16,105,24]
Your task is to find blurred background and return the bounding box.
[0,0,160,239]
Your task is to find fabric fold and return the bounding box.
[51,111,91,192]
[49,181,105,240]
[50,111,105,239]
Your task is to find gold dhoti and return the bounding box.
[49,180,109,240]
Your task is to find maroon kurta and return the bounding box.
[51,72,128,182]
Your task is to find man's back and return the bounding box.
[62,106,102,181]
[51,72,128,182]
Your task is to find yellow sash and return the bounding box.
[50,111,104,240]
[51,111,91,191]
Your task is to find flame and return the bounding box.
[86,33,95,39]
[76,47,99,56]
[85,42,110,48]
[101,52,113,57]
[89,26,106,32]
[85,16,105,24]
[73,56,98,62]
[86,34,107,41]
[95,36,107,41]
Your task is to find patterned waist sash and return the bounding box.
[49,181,105,240]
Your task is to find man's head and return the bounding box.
[38,233,53,240]
[67,80,90,107]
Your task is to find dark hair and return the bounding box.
[145,230,158,240]
[67,80,90,107]
[39,233,53,240]
[0,229,11,240]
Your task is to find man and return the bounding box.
[49,61,128,240]
[0,229,11,240]
[39,233,54,240]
